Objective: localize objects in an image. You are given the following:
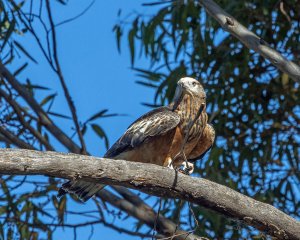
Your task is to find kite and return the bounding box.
[58,77,215,201]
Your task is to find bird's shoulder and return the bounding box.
[104,106,180,158]
[127,106,178,128]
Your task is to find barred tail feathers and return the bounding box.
[58,180,105,202]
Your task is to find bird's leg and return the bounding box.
[167,163,174,169]
[171,131,192,175]
[180,146,190,173]
[172,122,191,170]
[165,157,174,170]
[173,103,206,174]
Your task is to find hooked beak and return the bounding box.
[172,82,192,111]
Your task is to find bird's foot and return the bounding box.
[179,162,194,175]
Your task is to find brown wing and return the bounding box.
[104,106,180,158]
[188,124,215,162]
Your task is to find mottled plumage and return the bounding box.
[58,77,215,202]
[105,106,180,159]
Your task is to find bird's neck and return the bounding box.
[175,94,205,117]
[174,94,207,139]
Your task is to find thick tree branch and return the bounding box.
[0,64,200,239]
[0,149,299,240]
[198,0,300,82]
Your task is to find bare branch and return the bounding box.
[0,128,35,150]
[8,217,154,239]
[0,62,82,153]
[197,0,300,82]
[0,133,12,145]
[98,189,200,240]
[0,88,54,151]
[0,148,299,240]
[45,0,87,154]
[55,0,96,28]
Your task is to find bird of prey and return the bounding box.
[58,77,215,202]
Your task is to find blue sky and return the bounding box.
[10,1,159,239]
[13,0,156,156]
[6,1,299,239]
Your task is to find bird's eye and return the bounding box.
[192,82,197,87]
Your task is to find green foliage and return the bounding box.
[115,0,300,238]
[0,1,115,238]
[0,0,299,239]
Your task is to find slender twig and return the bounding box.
[74,228,77,240]
[54,0,96,28]
[0,88,54,151]
[45,0,87,154]
[88,225,94,240]
[64,210,102,220]
[152,197,162,239]
[16,10,53,65]
[8,217,153,238]
[0,62,82,153]
[157,231,197,240]
[170,200,184,240]
[187,202,199,236]
[15,3,86,153]
[23,12,53,61]
[98,189,198,240]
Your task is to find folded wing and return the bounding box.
[105,106,180,158]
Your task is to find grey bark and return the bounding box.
[0,63,201,240]
[198,0,300,82]
[0,149,299,240]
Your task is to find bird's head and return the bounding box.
[172,77,206,110]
